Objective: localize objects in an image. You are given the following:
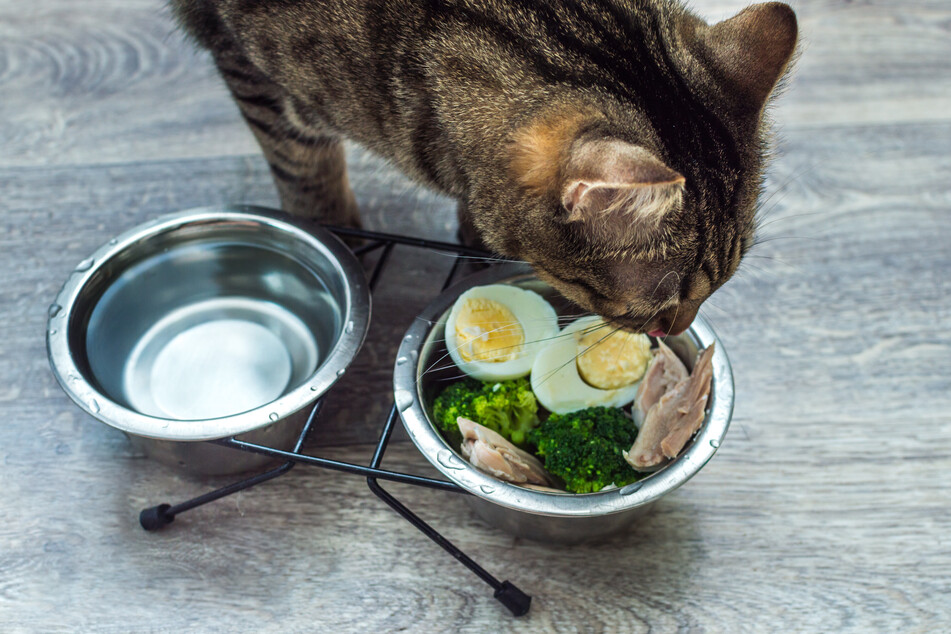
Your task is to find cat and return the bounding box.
[171,0,797,336]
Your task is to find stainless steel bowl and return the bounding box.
[47,206,370,476]
[394,264,733,543]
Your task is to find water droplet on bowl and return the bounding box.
[619,481,644,496]
[344,321,354,334]
[269,412,279,421]
[310,385,319,391]
[479,485,496,494]
[396,356,408,366]
[89,399,100,414]
[48,329,57,336]
[709,439,720,449]
[409,350,418,362]
[48,303,62,318]
[108,238,118,246]
[404,334,414,342]
[336,368,346,377]
[394,389,414,411]
[436,450,467,470]
[74,258,94,272]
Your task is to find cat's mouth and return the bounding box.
[606,315,669,337]
[607,301,700,338]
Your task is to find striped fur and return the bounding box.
[171,0,797,333]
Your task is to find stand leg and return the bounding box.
[366,407,532,617]
[139,399,325,531]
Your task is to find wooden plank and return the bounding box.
[2,0,950,168]
[2,440,949,631]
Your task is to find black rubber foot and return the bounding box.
[139,504,174,531]
[494,580,531,617]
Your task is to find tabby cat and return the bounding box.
[172,0,797,336]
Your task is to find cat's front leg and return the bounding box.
[213,53,361,229]
[257,133,362,230]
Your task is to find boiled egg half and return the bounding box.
[445,284,558,382]
[531,315,652,414]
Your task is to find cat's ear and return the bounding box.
[510,114,683,230]
[695,2,798,111]
[561,139,685,224]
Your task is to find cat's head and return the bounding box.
[482,2,798,335]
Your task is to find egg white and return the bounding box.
[445,284,559,382]
[531,316,646,414]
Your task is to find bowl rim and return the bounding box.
[393,263,734,518]
[46,205,371,442]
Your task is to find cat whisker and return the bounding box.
[751,234,823,249]
[697,307,723,336]
[419,320,528,378]
[418,320,610,381]
[422,321,606,353]
[425,371,481,383]
[744,252,806,275]
[660,300,681,345]
[415,313,586,327]
[752,209,824,237]
[753,164,814,224]
[698,297,728,315]
[426,249,525,266]
[532,323,625,388]
[736,259,772,278]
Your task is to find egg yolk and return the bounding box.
[454,298,525,363]
[575,323,652,389]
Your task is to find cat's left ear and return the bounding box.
[511,115,683,233]
[689,2,799,114]
[560,138,685,223]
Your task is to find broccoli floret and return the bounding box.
[431,377,540,448]
[529,406,641,493]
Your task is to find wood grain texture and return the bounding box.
[2,0,951,168]
[2,0,951,631]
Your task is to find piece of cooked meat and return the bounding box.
[457,416,552,486]
[624,344,715,471]
[635,340,689,420]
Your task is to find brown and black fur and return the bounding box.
[171,0,797,335]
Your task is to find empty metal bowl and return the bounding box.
[47,206,370,476]
[394,264,733,543]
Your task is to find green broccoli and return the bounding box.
[529,406,641,493]
[431,377,540,448]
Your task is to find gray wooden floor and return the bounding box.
[2,0,950,631]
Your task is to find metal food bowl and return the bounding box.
[47,206,370,476]
[394,264,733,544]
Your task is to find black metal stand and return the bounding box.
[139,226,531,617]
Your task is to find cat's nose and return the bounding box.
[652,301,700,337]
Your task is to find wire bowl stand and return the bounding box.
[138,225,531,617]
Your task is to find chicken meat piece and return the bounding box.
[457,417,552,486]
[635,340,689,420]
[624,343,715,471]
